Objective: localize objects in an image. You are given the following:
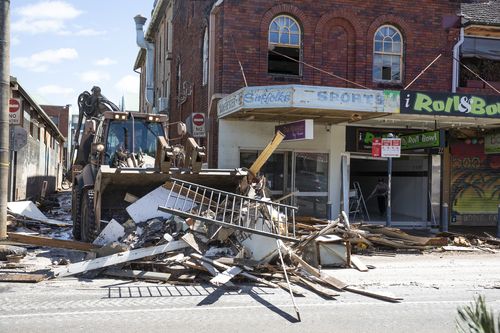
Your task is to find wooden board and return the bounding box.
[210,266,243,286]
[0,273,47,283]
[53,240,189,278]
[104,268,172,282]
[7,233,99,252]
[296,276,339,298]
[249,131,285,175]
[350,255,369,272]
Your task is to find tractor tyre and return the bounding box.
[81,188,99,243]
[71,187,82,240]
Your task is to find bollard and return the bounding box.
[497,204,500,239]
[441,203,448,233]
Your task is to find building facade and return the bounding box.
[41,104,70,170]
[8,77,65,201]
[136,0,500,229]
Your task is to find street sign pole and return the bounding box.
[387,156,392,227]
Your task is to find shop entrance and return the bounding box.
[240,151,329,218]
[349,154,431,226]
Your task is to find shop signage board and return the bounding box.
[275,119,314,141]
[400,130,441,150]
[218,85,387,118]
[485,131,500,154]
[192,113,206,138]
[381,138,401,158]
[9,98,21,125]
[400,91,500,118]
[371,138,382,157]
[356,129,407,151]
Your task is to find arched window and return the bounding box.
[202,28,209,86]
[268,15,301,75]
[373,25,403,82]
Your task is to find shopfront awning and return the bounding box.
[217,85,395,124]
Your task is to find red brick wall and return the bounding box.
[41,104,69,138]
[168,0,461,166]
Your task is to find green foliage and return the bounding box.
[456,295,500,333]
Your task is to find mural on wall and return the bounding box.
[450,141,500,226]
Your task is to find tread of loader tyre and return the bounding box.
[72,188,82,240]
[81,188,99,243]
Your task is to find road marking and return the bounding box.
[0,299,493,319]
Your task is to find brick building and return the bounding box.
[41,104,70,170]
[136,0,500,229]
[8,77,65,201]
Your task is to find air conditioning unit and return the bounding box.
[157,97,169,114]
[166,52,173,61]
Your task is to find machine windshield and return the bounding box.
[105,119,164,165]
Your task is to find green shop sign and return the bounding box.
[400,130,442,150]
[401,91,500,118]
[485,132,500,154]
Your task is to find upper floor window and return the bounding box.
[202,28,209,86]
[268,15,301,75]
[373,25,403,83]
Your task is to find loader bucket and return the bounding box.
[94,166,247,222]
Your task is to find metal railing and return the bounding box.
[158,178,298,242]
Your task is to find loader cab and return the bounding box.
[100,112,168,166]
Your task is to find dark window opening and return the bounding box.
[268,46,300,76]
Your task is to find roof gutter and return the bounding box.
[452,27,464,93]
[134,15,155,110]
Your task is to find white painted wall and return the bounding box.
[218,119,346,217]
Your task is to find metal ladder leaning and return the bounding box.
[349,181,370,222]
[158,178,299,243]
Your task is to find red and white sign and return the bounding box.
[192,112,206,138]
[371,138,382,157]
[9,98,21,125]
[381,138,401,158]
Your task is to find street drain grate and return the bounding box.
[107,285,274,299]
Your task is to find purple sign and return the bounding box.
[275,119,314,141]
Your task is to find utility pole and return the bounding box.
[0,0,11,240]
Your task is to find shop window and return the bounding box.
[373,25,403,82]
[460,37,500,87]
[202,27,208,86]
[268,15,301,76]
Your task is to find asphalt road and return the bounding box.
[1,252,499,333]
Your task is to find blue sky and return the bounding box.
[10,0,154,113]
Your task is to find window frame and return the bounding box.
[372,24,403,83]
[202,27,209,86]
[267,14,302,76]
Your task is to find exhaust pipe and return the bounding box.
[134,15,155,111]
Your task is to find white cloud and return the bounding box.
[74,28,107,36]
[95,57,117,66]
[16,1,81,20]
[12,1,82,34]
[115,75,139,94]
[79,70,111,83]
[37,84,75,96]
[12,48,78,72]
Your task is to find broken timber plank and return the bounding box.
[191,253,280,288]
[210,266,243,286]
[296,276,339,298]
[181,233,203,254]
[284,244,347,290]
[104,268,171,282]
[53,240,189,278]
[350,255,369,272]
[344,286,402,303]
[0,273,47,283]
[7,233,99,252]
[249,131,285,176]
